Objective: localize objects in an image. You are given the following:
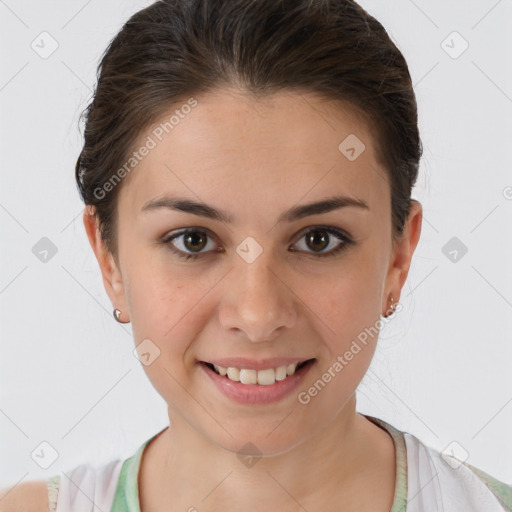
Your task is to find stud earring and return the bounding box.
[113,308,130,324]
[383,296,397,318]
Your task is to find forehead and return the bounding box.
[118,88,388,219]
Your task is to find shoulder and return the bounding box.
[403,431,512,511]
[0,479,49,512]
[57,458,125,512]
[0,458,124,512]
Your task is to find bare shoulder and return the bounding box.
[0,480,49,512]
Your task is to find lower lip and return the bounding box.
[199,360,316,405]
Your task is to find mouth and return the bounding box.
[201,358,316,386]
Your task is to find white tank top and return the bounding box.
[46,416,512,511]
[48,458,124,512]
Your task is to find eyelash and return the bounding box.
[161,226,354,261]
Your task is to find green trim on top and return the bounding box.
[48,417,512,512]
[462,461,512,511]
[363,414,408,512]
[110,417,408,512]
[111,429,165,512]
[46,474,61,512]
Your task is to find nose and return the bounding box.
[218,252,297,343]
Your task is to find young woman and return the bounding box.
[2,0,510,510]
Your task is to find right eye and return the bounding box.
[161,228,221,261]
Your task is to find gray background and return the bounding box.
[1,0,511,488]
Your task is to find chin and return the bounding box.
[207,421,308,459]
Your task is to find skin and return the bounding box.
[84,88,422,511]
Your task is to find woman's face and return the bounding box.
[85,88,421,455]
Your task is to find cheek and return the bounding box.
[319,264,382,332]
[129,276,193,347]
[307,260,383,393]
[125,253,219,364]
[301,280,381,413]
[125,268,201,400]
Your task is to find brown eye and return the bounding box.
[162,225,354,262]
[182,231,208,252]
[162,228,219,260]
[292,227,353,258]
[305,230,330,252]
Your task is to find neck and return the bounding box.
[139,397,396,511]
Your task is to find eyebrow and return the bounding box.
[141,194,369,224]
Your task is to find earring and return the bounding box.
[383,296,396,318]
[113,308,129,324]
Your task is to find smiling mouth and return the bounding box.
[202,358,316,386]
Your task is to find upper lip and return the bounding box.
[202,357,314,371]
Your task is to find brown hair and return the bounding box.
[75,0,422,260]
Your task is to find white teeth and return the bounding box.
[257,368,275,385]
[286,363,296,376]
[239,369,257,384]
[226,367,240,381]
[209,361,309,385]
[213,364,227,376]
[275,366,287,381]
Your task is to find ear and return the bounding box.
[383,200,423,311]
[83,206,129,321]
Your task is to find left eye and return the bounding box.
[162,226,353,261]
[292,227,352,258]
